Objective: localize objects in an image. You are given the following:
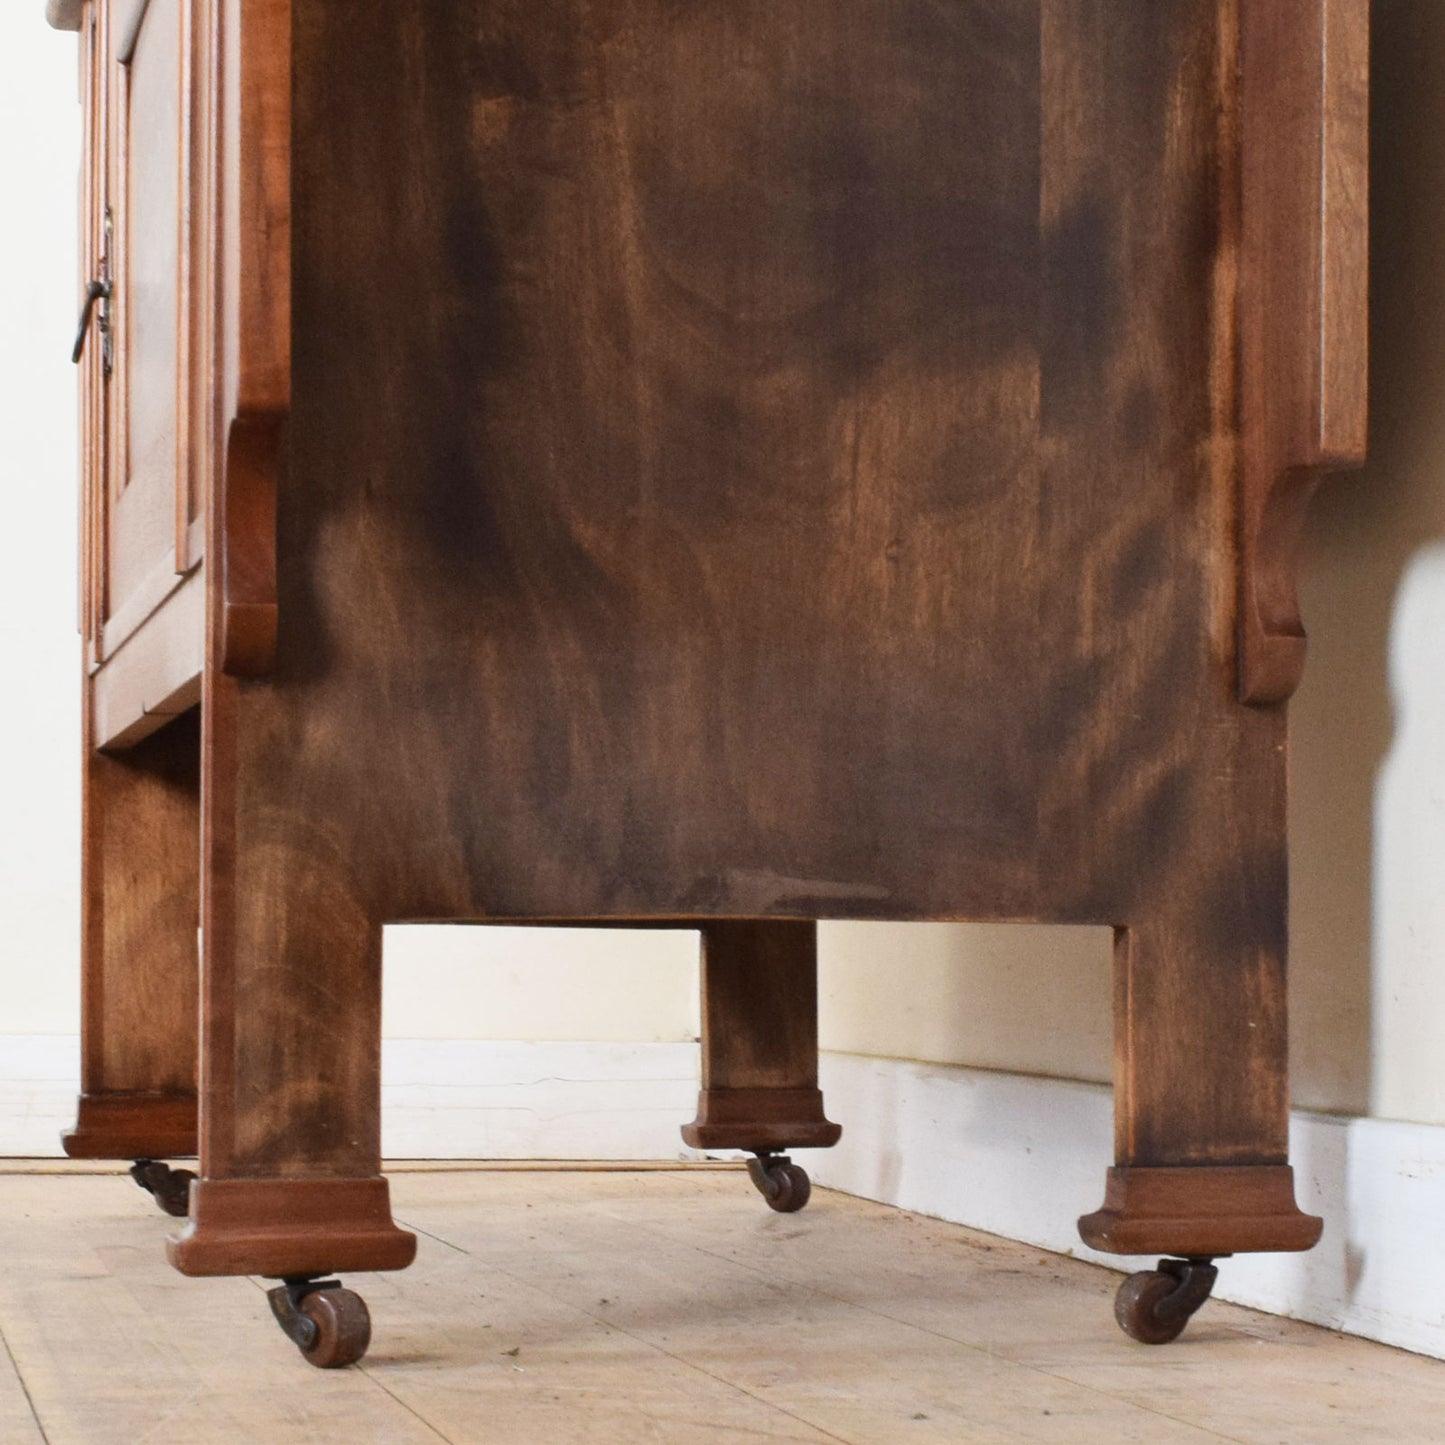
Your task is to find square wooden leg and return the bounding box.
[682,921,842,1153]
[1079,906,1321,1257]
[168,684,414,1278]
[64,712,200,1161]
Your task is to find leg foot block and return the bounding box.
[682,1087,842,1152]
[62,1093,197,1160]
[167,1177,417,1278]
[1079,1165,1321,1256]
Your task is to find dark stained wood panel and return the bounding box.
[270,0,1253,927]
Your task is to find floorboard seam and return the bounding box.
[0,1320,51,1445]
[395,1215,473,1256]
[376,1212,852,1443]
[396,1210,857,1445]
[239,1277,455,1442]
[509,1297,859,1445]
[355,1364,458,1444]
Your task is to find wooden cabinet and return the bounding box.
[68,0,281,744]
[49,0,1367,1365]
[75,0,204,740]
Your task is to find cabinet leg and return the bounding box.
[64,713,200,1160]
[1078,908,1321,1260]
[167,886,415,1276]
[168,702,414,1278]
[682,921,841,1155]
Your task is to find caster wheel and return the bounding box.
[1114,1258,1218,1345]
[129,1160,197,1218]
[298,1288,372,1369]
[747,1155,812,1213]
[268,1278,372,1369]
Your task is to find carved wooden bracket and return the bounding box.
[1238,0,1368,705]
[220,413,280,676]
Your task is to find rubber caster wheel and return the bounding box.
[268,1278,372,1368]
[129,1159,197,1218]
[1114,1258,1218,1345]
[747,1154,812,1213]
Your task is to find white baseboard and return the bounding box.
[811,1052,1445,1361]
[0,1035,79,1157]
[6,1035,1443,1359]
[380,1040,702,1159]
[0,1036,703,1162]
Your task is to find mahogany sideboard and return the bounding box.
[47,0,1367,1365]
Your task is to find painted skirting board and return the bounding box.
[4,1036,1443,1359]
[0,1036,704,1162]
[810,1053,1445,1362]
[380,1039,701,1159]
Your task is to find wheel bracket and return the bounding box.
[129,1158,196,1217]
[267,1276,342,1352]
[746,1153,790,1203]
[1152,1257,1219,1323]
[130,1159,162,1196]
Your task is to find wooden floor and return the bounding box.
[2,1165,1442,1443]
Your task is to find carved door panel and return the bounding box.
[97,0,205,661]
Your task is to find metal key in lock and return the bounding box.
[72,207,112,374]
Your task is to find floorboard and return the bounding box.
[0,1166,1441,1443]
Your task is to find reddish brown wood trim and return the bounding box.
[168,1178,416,1278]
[682,1088,842,1153]
[62,1091,197,1159]
[214,0,288,677]
[1079,1165,1322,1256]
[1238,0,1368,703]
[218,413,278,675]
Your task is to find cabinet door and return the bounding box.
[77,0,106,662]
[99,0,204,658]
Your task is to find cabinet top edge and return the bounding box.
[46,0,82,31]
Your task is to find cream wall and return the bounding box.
[0,12,84,1039]
[5,8,1445,1132]
[817,924,1111,1083]
[382,927,698,1043]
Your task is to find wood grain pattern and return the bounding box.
[63,708,199,1160]
[1238,0,1369,703]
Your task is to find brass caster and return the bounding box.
[129,1159,197,1218]
[267,1277,372,1368]
[1114,1257,1218,1344]
[747,1153,812,1213]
